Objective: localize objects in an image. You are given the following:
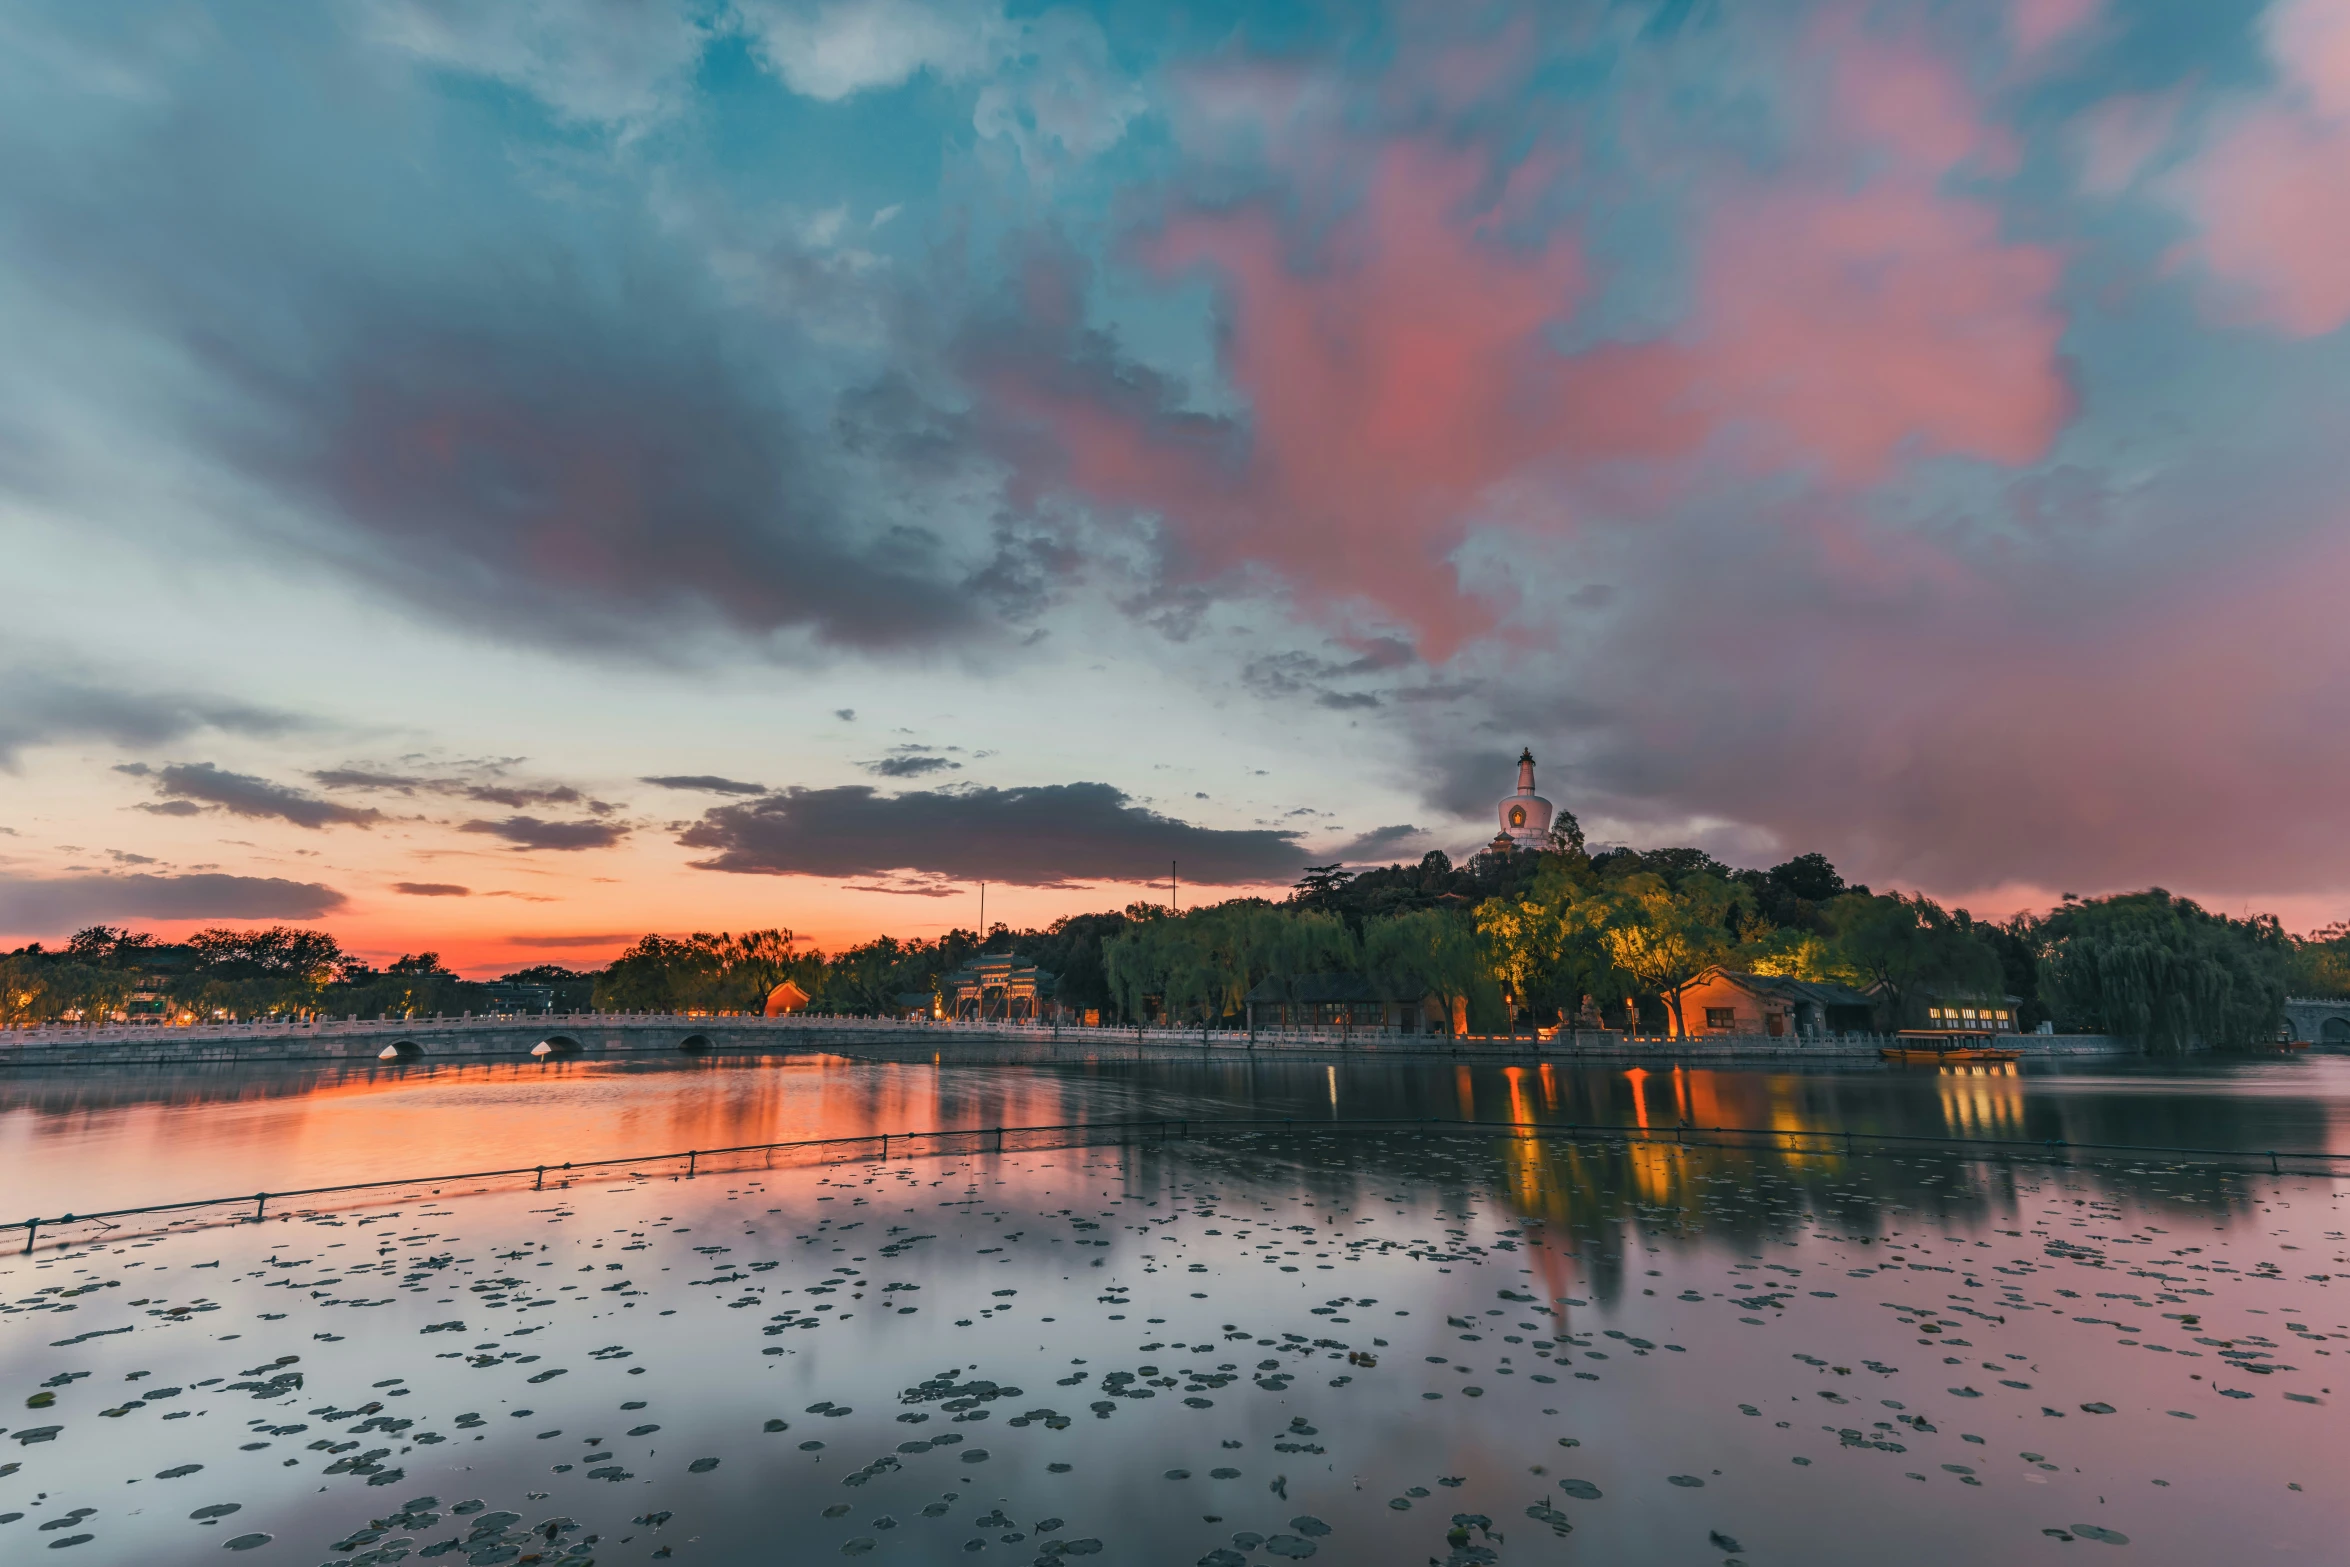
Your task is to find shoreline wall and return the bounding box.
[0,1014,2134,1070]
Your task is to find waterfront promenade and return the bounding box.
[0,1011,2131,1068]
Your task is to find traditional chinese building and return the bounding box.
[1675,967,1878,1038]
[937,954,1056,1022]
[1241,974,1459,1034]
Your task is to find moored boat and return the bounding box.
[1880,1029,2021,1065]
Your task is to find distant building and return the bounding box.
[1242,974,1456,1034]
[1676,967,1877,1038]
[763,980,811,1016]
[938,954,1055,1022]
[1907,991,2020,1034]
[480,982,555,1015]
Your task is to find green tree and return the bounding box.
[184,925,346,1016]
[594,936,719,1012]
[2039,890,2288,1051]
[1593,873,1745,1036]
[1825,892,2005,1027]
[1103,905,1354,1028]
[697,930,816,1012]
[2288,922,2350,998]
[1363,908,1483,1034]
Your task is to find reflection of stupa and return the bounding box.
[1492,747,1555,852]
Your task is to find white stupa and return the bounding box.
[1497,747,1555,850]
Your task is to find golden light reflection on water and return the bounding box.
[11,1052,2350,1245]
[1939,1060,2026,1136]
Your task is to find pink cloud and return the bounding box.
[2009,0,2104,61]
[991,21,2070,655]
[1830,15,2017,173]
[2169,0,2350,335]
[1543,476,2350,900]
[1689,178,2070,479]
[989,142,1615,656]
[2074,88,2183,194]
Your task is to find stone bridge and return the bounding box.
[2285,997,2350,1045]
[0,1013,1042,1069]
[0,1012,2144,1070]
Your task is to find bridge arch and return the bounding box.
[376,1039,422,1062]
[532,1035,583,1059]
[2322,1017,2350,1044]
[678,1033,712,1054]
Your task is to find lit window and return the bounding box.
[1961,1008,1978,1020]
[1994,1010,2008,1021]
[1704,1007,1736,1031]
[1928,1007,1943,1019]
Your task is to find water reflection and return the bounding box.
[5,1111,2340,1567]
[5,1052,2349,1223]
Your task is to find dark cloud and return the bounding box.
[0,872,347,931]
[863,754,962,778]
[206,273,989,658]
[0,661,306,769]
[143,762,383,829]
[310,767,429,792]
[134,800,207,817]
[1330,824,1425,863]
[469,784,596,810]
[1240,641,1417,711]
[393,882,471,896]
[640,774,770,796]
[835,709,857,721]
[458,816,630,851]
[311,767,591,808]
[841,877,963,898]
[0,9,1023,666]
[504,933,636,949]
[678,782,1305,887]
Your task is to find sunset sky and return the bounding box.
[4,0,2348,974]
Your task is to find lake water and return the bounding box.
[2,1053,2346,1566]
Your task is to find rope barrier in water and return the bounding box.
[13,1114,2345,1253]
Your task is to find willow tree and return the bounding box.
[1103,905,1354,1027]
[2039,890,2288,1051]
[1364,907,1486,1034]
[1825,892,2004,1026]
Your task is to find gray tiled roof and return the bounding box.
[1704,969,1877,1009]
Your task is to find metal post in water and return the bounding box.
[22,1218,35,1254]
[687,1150,698,1177]
[254,1192,267,1220]
[535,1166,545,1191]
